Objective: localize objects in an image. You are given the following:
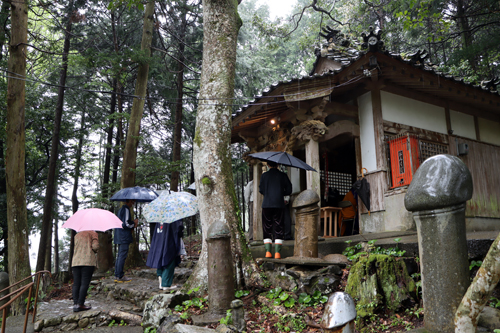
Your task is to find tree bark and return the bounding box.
[97,77,118,274]
[37,3,73,272]
[54,217,59,273]
[69,111,85,268]
[187,0,262,293]
[456,0,476,70]
[170,3,187,192]
[121,0,155,268]
[455,232,500,332]
[0,0,10,60]
[6,0,31,315]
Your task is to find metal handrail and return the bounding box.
[0,271,51,333]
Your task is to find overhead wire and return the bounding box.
[1,66,369,107]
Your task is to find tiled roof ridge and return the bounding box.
[232,27,499,119]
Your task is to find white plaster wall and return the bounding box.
[478,118,500,146]
[357,92,377,172]
[381,91,447,134]
[450,110,476,139]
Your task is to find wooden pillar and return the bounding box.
[305,138,321,235]
[305,138,321,199]
[355,137,362,177]
[474,116,481,141]
[445,105,457,156]
[252,163,263,241]
[371,88,386,170]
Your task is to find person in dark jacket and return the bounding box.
[146,220,184,290]
[259,161,292,259]
[114,199,138,281]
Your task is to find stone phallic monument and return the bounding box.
[206,220,235,315]
[292,189,320,258]
[405,154,473,333]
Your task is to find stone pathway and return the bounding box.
[29,264,194,332]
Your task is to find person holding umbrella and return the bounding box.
[259,161,292,259]
[114,199,138,282]
[146,220,184,290]
[71,230,99,312]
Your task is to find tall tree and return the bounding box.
[188,0,262,292]
[121,0,156,268]
[169,1,188,192]
[6,0,31,314]
[36,1,75,272]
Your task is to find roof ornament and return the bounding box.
[480,77,500,91]
[408,50,430,66]
[319,26,351,47]
[361,26,384,52]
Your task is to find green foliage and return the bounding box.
[489,297,500,309]
[235,290,250,298]
[469,260,483,271]
[174,287,208,320]
[219,309,233,325]
[343,239,406,262]
[273,313,307,332]
[144,327,157,333]
[297,290,328,307]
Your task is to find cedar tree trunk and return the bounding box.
[187,0,262,293]
[37,4,73,272]
[6,0,31,314]
[121,0,155,268]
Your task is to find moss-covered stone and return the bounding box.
[346,254,416,317]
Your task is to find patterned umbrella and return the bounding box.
[143,191,198,223]
[62,208,123,232]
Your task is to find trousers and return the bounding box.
[262,207,284,241]
[115,243,129,278]
[157,259,176,287]
[72,266,95,305]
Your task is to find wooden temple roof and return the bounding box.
[231,27,500,144]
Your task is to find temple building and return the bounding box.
[231,27,500,240]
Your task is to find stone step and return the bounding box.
[5,314,34,333]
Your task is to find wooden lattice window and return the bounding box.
[419,140,449,162]
[320,170,353,196]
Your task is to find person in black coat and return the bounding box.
[146,220,184,290]
[259,161,292,259]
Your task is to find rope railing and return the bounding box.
[0,270,51,333]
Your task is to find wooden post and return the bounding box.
[252,163,263,241]
[305,138,321,235]
[305,139,321,199]
[445,105,458,156]
[371,88,386,171]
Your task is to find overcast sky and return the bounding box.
[255,0,294,19]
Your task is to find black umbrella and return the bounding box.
[110,186,159,203]
[248,151,316,171]
[352,177,370,212]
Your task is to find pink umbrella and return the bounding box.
[62,208,123,232]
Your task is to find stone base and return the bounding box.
[191,311,226,326]
[258,256,346,267]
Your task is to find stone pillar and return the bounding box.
[405,154,472,333]
[207,221,235,315]
[292,190,320,258]
[252,163,263,241]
